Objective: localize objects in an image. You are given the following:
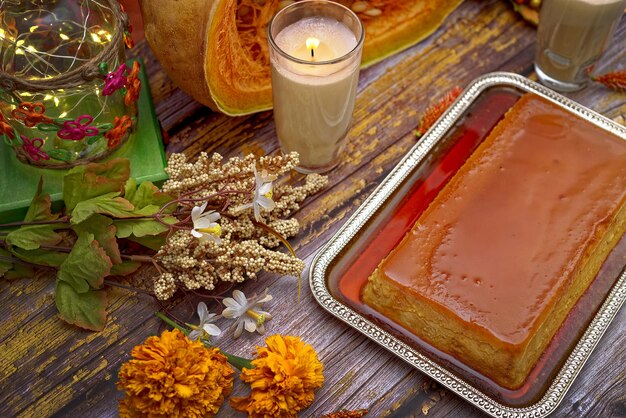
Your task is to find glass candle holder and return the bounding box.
[0,0,139,168]
[268,0,364,174]
[535,0,626,92]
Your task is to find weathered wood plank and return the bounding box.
[1,0,624,417]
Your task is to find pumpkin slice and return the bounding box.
[140,0,463,115]
[350,0,464,67]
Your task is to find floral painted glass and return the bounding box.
[0,0,140,168]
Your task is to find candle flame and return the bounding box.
[306,37,320,58]
[306,37,320,50]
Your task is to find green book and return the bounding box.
[0,59,167,222]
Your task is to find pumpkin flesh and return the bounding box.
[141,0,463,115]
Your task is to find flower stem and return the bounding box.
[155,311,253,370]
[0,217,70,228]
[156,311,184,331]
[0,254,53,269]
[120,254,154,263]
[38,244,71,253]
[35,245,154,263]
[103,279,154,296]
[221,350,253,371]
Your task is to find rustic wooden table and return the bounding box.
[2,1,625,417]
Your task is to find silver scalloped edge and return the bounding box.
[309,72,626,418]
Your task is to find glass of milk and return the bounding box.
[535,0,626,92]
[268,0,364,173]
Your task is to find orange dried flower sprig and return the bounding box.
[0,113,15,140]
[415,86,462,138]
[125,61,141,106]
[591,69,626,91]
[105,114,133,148]
[321,409,369,418]
[11,101,54,127]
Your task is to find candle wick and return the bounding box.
[311,48,315,58]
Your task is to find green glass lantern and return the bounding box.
[0,0,140,168]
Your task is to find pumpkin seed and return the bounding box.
[364,8,382,17]
[238,5,251,16]
[278,0,295,9]
[351,1,369,13]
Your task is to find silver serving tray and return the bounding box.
[309,72,626,418]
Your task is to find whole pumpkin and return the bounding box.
[140,0,463,115]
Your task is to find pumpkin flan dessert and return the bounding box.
[362,93,626,389]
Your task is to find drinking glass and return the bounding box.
[535,0,626,92]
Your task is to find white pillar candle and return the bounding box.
[269,1,364,173]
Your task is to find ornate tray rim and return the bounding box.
[309,72,626,418]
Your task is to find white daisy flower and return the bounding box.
[187,302,221,341]
[237,167,276,222]
[191,202,222,244]
[222,289,273,338]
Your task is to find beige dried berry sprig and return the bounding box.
[152,152,327,300]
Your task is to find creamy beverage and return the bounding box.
[535,0,626,91]
[268,2,363,173]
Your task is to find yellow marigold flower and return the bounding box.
[230,335,324,417]
[117,328,233,418]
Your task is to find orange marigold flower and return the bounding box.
[117,328,234,418]
[125,61,141,106]
[105,115,132,148]
[230,335,324,418]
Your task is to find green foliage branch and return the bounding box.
[0,158,178,331]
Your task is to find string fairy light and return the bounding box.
[0,0,139,168]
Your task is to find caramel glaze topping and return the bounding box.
[382,94,626,345]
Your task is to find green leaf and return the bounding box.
[70,193,135,224]
[110,260,141,276]
[58,233,112,293]
[55,280,107,331]
[25,177,58,222]
[63,158,130,211]
[70,193,167,225]
[114,216,176,238]
[4,263,34,280]
[11,247,68,267]
[72,214,122,264]
[124,178,175,213]
[0,249,33,280]
[130,180,168,208]
[153,192,175,212]
[127,234,166,251]
[128,204,162,217]
[0,248,13,276]
[5,224,62,250]
[123,177,138,204]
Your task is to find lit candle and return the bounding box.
[268,1,364,173]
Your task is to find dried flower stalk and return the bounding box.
[591,69,626,91]
[321,409,369,418]
[154,152,328,300]
[415,86,462,138]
